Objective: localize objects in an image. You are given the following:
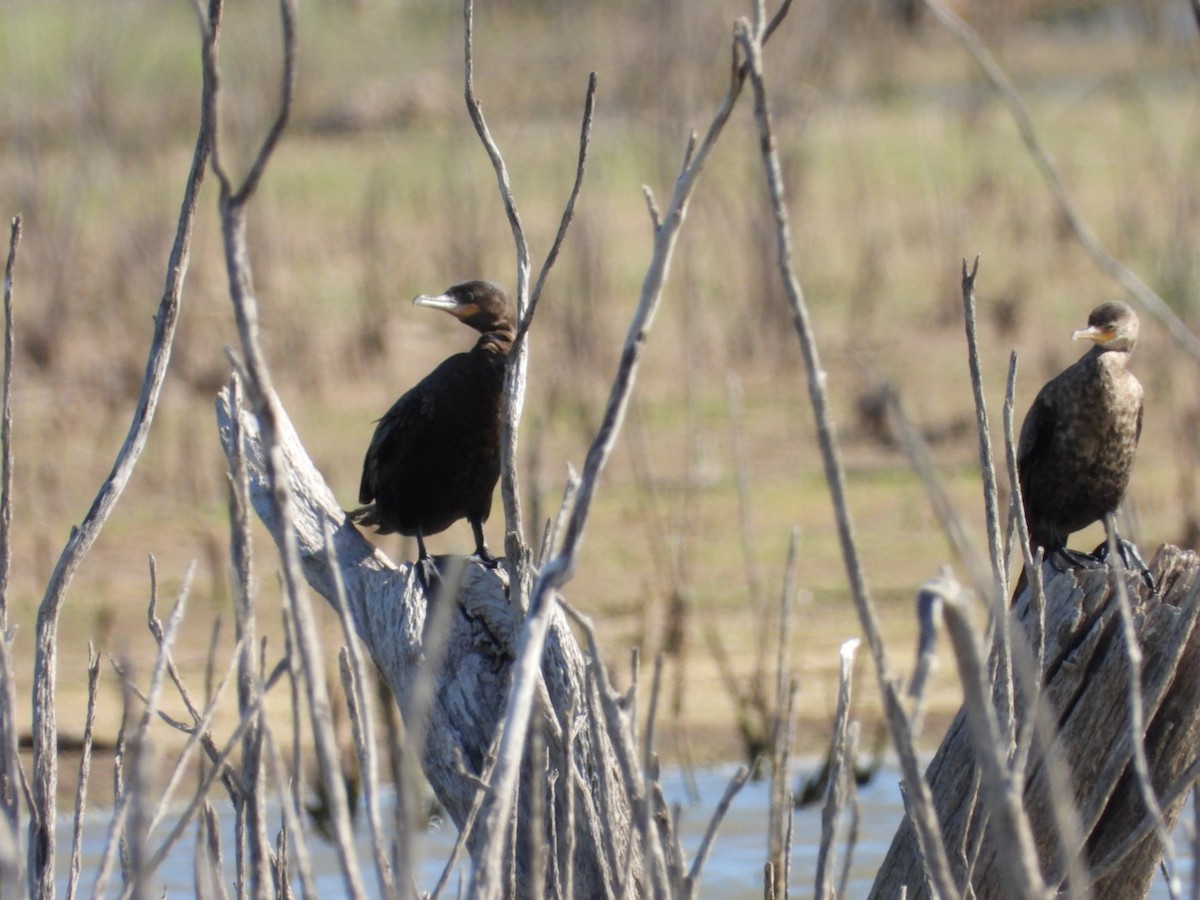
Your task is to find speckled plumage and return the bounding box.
[1017,301,1143,555]
[349,280,514,562]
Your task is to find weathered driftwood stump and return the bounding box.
[871,546,1200,899]
[215,389,641,897]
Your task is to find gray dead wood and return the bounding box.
[870,546,1200,899]
[214,388,636,898]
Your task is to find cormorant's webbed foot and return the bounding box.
[414,556,442,594]
[1053,546,1106,572]
[1091,537,1156,592]
[412,530,442,593]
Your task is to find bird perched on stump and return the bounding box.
[349,280,515,566]
[1015,300,1150,588]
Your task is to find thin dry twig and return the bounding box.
[64,647,101,900]
[835,722,863,899]
[200,803,229,900]
[0,218,18,885]
[136,656,288,881]
[0,214,18,630]
[1003,352,1051,783]
[767,531,800,898]
[815,638,861,900]
[518,72,599,348]
[682,766,751,899]
[91,568,195,898]
[428,738,502,900]
[960,257,1015,747]
[463,3,597,575]
[145,634,243,840]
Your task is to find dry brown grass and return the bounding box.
[3,0,1200,797]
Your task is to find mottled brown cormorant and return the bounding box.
[1016,300,1147,581]
[349,280,514,564]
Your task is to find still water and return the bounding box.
[58,763,1190,898]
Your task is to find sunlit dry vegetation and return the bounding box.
[2,0,1200,778]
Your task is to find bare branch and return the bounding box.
[959,257,1015,746]
[518,72,599,347]
[463,0,530,314]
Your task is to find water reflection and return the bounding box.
[57,763,1189,897]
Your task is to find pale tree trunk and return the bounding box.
[870,546,1200,899]
[216,388,642,897]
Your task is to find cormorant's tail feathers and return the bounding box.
[346,504,394,534]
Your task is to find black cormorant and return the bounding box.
[349,280,515,564]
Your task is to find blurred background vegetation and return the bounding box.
[1,0,1199,772]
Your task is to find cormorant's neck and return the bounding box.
[473,329,514,356]
[1089,345,1132,373]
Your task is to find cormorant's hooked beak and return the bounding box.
[1072,324,1110,345]
[413,293,459,312]
[414,292,480,322]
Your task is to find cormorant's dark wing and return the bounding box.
[1016,389,1056,496]
[358,386,429,505]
